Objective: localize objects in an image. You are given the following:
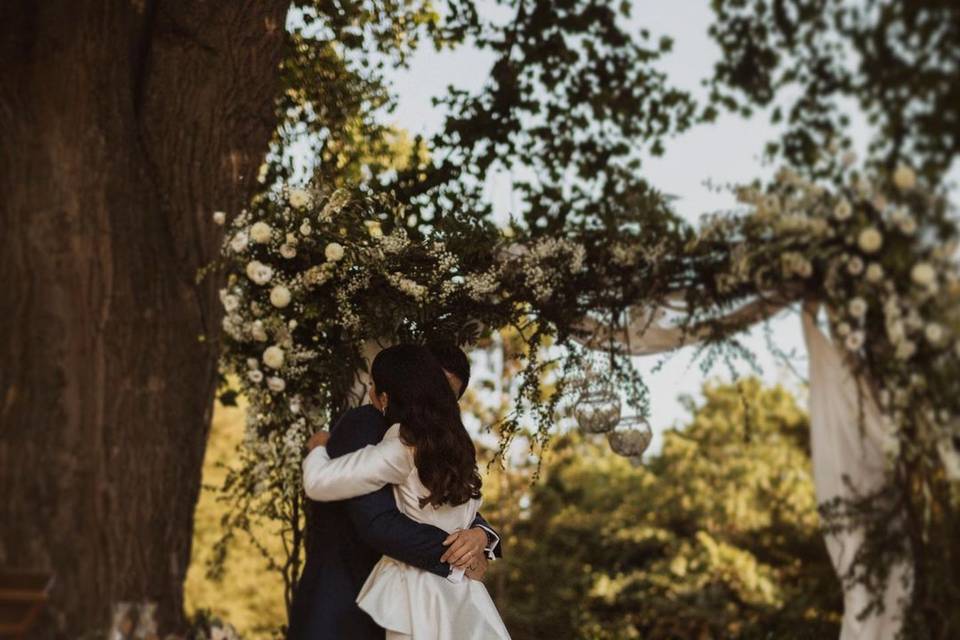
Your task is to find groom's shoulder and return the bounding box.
[328,404,387,454]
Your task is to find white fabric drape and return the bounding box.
[575,300,911,639]
[802,311,911,640]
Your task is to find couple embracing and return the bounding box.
[287,343,511,639]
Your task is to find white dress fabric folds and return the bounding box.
[302,424,511,640]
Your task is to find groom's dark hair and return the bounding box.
[427,342,470,398]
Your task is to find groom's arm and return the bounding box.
[326,406,451,578]
[471,513,503,559]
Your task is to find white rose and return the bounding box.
[247,369,264,383]
[847,257,864,275]
[245,260,273,285]
[221,293,239,313]
[250,222,272,244]
[848,298,867,319]
[883,436,901,461]
[895,340,916,360]
[911,262,936,287]
[893,164,916,191]
[845,331,865,351]
[925,323,945,345]
[246,358,259,370]
[300,222,312,236]
[280,243,297,259]
[212,211,226,225]
[221,315,241,339]
[886,319,905,344]
[899,216,917,236]
[267,376,286,392]
[325,242,345,262]
[270,285,292,308]
[289,188,311,209]
[833,198,853,221]
[263,345,285,369]
[857,227,883,254]
[230,230,249,253]
[364,220,383,239]
[836,322,851,337]
[866,263,884,283]
[250,320,268,342]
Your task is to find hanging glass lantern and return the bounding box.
[607,415,653,457]
[574,386,621,434]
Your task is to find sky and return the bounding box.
[298,2,955,455]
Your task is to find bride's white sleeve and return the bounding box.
[302,435,413,501]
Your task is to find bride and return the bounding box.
[302,344,511,640]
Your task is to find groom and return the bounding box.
[286,343,501,640]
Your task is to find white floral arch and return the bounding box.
[211,161,959,636]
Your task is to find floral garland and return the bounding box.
[689,161,959,474]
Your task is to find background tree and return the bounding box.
[708,0,960,181]
[485,379,843,639]
[0,2,288,637]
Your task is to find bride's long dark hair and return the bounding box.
[371,344,482,508]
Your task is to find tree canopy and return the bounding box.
[708,0,960,181]
[484,379,843,639]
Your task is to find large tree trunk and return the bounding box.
[0,2,289,637]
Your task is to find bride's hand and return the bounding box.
[306,430,330,451]
[465,555,489,582]
[441,528,487,569]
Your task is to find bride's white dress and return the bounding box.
[302,423,511,640]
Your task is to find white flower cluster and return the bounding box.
[507,237,587,302]
[386,272,428,301]
[611,243,639,267]
[780,251,813,279]
[465,269,501,301]
[380,227,411,254]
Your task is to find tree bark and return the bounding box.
[0,1,289,637]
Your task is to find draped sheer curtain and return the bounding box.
[576,297,911,639]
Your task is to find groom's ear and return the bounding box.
[443,370,464,398]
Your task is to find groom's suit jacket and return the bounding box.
[286,404,502,640]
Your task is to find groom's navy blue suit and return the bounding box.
[286,404,501,640]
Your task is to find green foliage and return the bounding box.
[486,380,843,639]
[184,397,286,638]
[708,0,960,181]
